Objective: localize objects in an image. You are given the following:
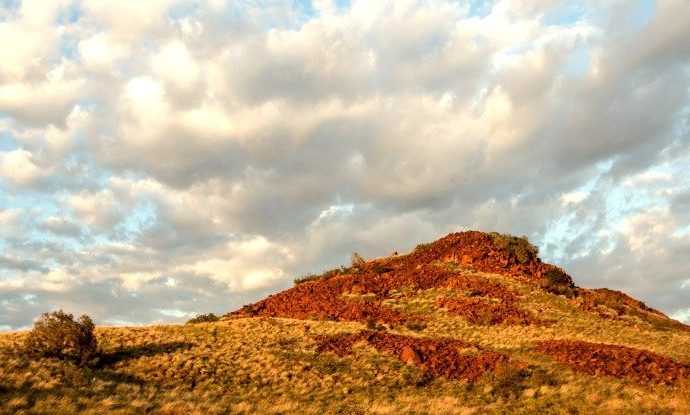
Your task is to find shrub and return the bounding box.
[405,321,427,332]
[371,263,393,274]
[489,232,539,263]
[414,243,431,251]
[542,268,576,298]
[186,313,220,324]
[489,364,528,398]
[544,268,570,286]
[294,268,342,285]
[294,273,322,285]
[351,252,366,268]
[365,319,386,331]
[24,310,98,365]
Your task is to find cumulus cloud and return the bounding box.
[1,0,690,329]
[0,149,44,186]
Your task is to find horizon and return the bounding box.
[2,0,690,331]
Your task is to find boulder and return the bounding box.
[400,346,423,365]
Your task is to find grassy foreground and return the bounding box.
[1,269,689,414]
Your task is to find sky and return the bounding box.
[1,0,689,330]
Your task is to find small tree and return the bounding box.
[489,233,539,263]
[351,252,366,268]
[24,310,98,365]
[186,313,220,324]
[542,268,576,298]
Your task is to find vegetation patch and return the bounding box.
[574,288,689,331]
[24,310,98,366]
[186,313,220,324]
[489,232,539,264]
[540,267,576,298]
[436,297,539,326]
[294,267,343,285]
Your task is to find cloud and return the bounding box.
[0,148,44,186]
[1,0,690,329]
[69,189,123,229]
[41,216,83,237]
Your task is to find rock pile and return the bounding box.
[436,274,541,325]
[316,331,519,382]
[534,339,690,384]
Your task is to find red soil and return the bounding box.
[316,331,519,382]
[227,231,556,326]
[534,339,690,384]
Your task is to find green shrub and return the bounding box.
[294,268,342,285]
[294,273,322,285]
[489,232,539,263]
[544,268,570,286]
[404,321,427,332]
[186,313,220,324]
[371,263,393,274]
[365,320,386,331]
[414,243,431,251]
[542,268,576,298]
[24,310,98,366]
[489,364,528,398]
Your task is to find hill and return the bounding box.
[1,231,689,414]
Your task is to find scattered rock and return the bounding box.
[317,331,519,383]
[400,346,422,365]
[534,339,690,384]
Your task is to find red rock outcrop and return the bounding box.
[227,231,555,326]
[226,231,684,330]
[316,331,519,382]
[534,339,690,384]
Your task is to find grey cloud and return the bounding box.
[0,274,240,329]
[41,217,83,237]
[0,255,48,273]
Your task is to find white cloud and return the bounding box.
[0,77,84,127]
[0,149,44,186]
[69,189,123,229]
[80,0,179,38]
[560,191,588,206]
[78,32,127,71]
[180,236,294,291]
[0,22,49,81]
[151,41,200,90]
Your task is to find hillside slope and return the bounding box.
[1,231,689,414]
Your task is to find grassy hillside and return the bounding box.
[1,231,689,414]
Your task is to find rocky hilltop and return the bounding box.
[1,230,689,414]
[224,231,689,386]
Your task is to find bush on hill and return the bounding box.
[489,232,539,263]
[186,313,220,324]
[542,268,576,298]
[294,268,343,285]
[24,310,98,366]
[350,252,366,268]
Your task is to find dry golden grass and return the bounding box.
[1,269,689,414]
